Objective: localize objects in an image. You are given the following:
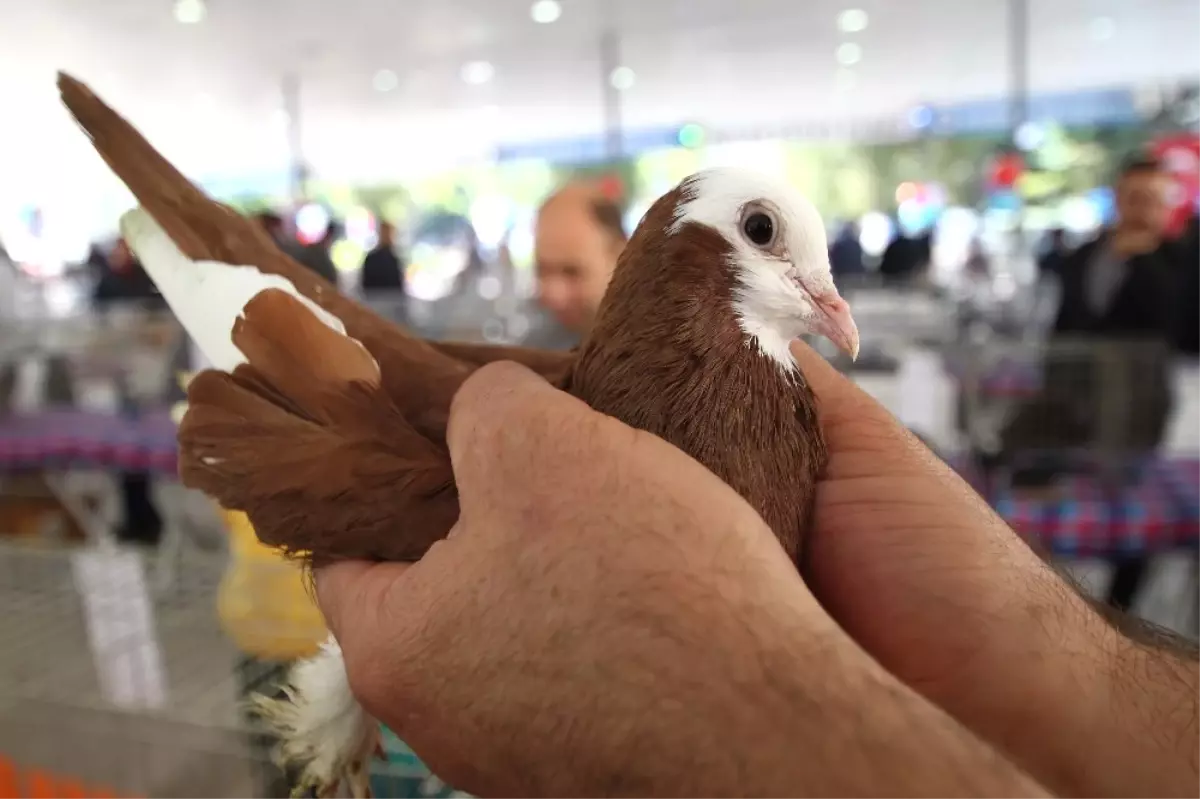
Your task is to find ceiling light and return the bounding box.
[461,60,495,85]
[373,69,399,92]
[530,0,562,24]
[1089,16,1115,41]
[837,9,869,33]
[836,42,862,65]
[609,66,636,91]
[173,0,206,24]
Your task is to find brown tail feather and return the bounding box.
[181,368,457,564]
[178,287,456,563]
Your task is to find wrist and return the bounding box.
[723,620,1043,797]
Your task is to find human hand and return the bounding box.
[318,361,1042,798]
[789,341,1199,798]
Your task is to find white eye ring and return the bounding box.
[739,203,780,251]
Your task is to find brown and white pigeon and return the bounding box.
[59,73,859,798]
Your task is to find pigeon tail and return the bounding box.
[250,638,379,799]
[124,207,456,563]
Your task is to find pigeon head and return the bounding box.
[666,168,859,368]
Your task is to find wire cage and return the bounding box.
[0,538,468,799]
[955,337,1176,473]
[949,337,1200,560]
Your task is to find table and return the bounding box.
[959,458,1199,557]
[0,410,1195,560]
[0,408,203,593]
[0,409,177,475]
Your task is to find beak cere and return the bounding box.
[811,293,860,361]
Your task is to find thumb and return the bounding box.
[314,559,412,646]
[788,340,1084,697]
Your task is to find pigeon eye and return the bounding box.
[740,205,778,249]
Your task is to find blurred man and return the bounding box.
[91,238,167,547]
[288,220,341,284]
[531,183,627,347]
[997,156,1180,611]
[828,220,865,286]
[1052,157,1176,340]
[360,221,406,293]
[253,211,288,248]
[1036,227,1071,279]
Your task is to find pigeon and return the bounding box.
[58,72,860,798]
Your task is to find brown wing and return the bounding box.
[179,289,457,564]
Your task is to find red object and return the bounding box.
[1151,133,1200,238]
[0,758,17,799]
[23,771,56,799]
[988,153,1024,189]
[597,174,624,200]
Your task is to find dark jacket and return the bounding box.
[285,242,339,284]
[92,260,165,310]
[1052,235,1178,340]
[1030,233,1181,454]
[359,246,406,293]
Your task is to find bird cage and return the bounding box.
[951,337,1200,563]
[0,537,468,798]
[957,337,1175,484]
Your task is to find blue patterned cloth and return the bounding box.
[960,458,1199,557]
[370,727,464,798]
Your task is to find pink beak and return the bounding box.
[811,293,860,360]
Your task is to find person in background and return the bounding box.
[877,227,931,283]
[92,239,163,309]
[1037,227,1071,279]
[1172,212,1199,357]
[529,183,627,349]
[360,220,407,294]
[91,238,166,546]
[997,155,1180,612]
[288,220,341,285]
[253,210,289,248]
[360,220,408,328]
[828,220,865,287]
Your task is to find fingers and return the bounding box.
[789,340,1103,776]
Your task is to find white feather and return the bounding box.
[668,168,836,374]
[251,638,379,798]
[119,208,348,373]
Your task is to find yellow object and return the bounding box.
[217,510,328,661]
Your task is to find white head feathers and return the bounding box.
[669,168,857,372]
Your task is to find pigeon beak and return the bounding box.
[810,292,860,361]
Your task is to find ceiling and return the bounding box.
[1,0,1197,198]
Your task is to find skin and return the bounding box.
[534,184,624,334]
[1111,169,1169,256]
[377,222,395,249]
[318,346,1198,798]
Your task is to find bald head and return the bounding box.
[534,182,627,334]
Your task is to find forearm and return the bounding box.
[731,631,1047,797]
[565,610,1045,798]
[918,578,1198,798]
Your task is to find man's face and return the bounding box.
[378,223,395,247]
[1116,170,1169,237]
[534,203,621,333]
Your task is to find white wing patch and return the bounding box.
[119,208,351,374]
